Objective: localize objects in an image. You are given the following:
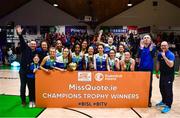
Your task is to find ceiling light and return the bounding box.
[53,3,58,7]
[127,3,132,7]
[127,0,133,7]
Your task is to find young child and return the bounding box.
[27,54,40,108]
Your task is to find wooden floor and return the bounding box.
[0,69,180,118]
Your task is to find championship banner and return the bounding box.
[36,71,150,108]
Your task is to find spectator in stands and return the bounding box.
[7,47,16,64]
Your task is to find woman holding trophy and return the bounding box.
[71,43,84,71]
[84,46,95,70]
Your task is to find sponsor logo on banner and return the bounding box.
[95,73,104,81]
[104,74,123,81]
[78,72,92,82]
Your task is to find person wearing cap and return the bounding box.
[137,34,156,107]
[156,41,175,113]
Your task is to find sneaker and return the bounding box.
[21,101,26,107]
[156,101,166,107]
[29,101,33,108]
[32,101,36,108]
[161,106,171,113]
[148,102,152,107]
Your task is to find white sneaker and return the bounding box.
[32,101,36,108]
[29,102,33,108]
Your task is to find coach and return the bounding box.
[156,41,175,113]
[16,25,37,106]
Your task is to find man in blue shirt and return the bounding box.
[137,34,156,107]
[156,41,175,113]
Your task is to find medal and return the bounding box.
[76,55,80,65]
[50,58,55,68]
[111,60,115,71]
[63,57,67,68]
[100,55,102,68]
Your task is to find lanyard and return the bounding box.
[109,59,115,71]
[99,54,103,68]
[63,57,68,68]
[34,64,38,69]
[50,57,55,67]
[125,61,131,71]
[75,54,80,64]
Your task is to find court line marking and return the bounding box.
[131,108,142,118]
[64,107,93,118]
[36,108,46,117]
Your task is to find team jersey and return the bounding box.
[43,56,56,69]
[123,58,134,71]
[94,53,108,71]
[104,44,116,54]
[27,63,39,79]
[108,58,119,71]
[116,52,125,60]
[71,52,84,70]
[55,55,68,69]
[56,49,63,57]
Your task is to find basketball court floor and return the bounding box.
[0,69,180,118]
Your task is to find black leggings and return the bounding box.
[19,71,28,103]
[27,79,35,102]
